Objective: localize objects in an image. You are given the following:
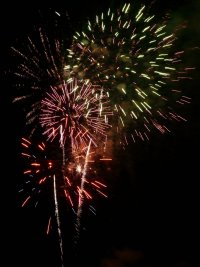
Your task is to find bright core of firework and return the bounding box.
[66,3,193,144]
[63,144,108,211]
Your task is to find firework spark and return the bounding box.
[19,137,54,209]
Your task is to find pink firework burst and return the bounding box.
[40,78,112,149]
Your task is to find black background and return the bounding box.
[1,1,200,266]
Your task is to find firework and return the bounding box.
[18,136,110,266]
[19,137,109,216]
[67,3,194,144]
[40,78,112,149]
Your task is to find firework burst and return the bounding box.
[67,3,194,144]
[18,137,110,217]
[40,78,112,149]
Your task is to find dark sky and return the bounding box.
[2,1,200,267]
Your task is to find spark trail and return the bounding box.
[53,174,64,267]
[75,139,91,244]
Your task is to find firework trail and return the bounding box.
[75,139,91,244]
[53,174,64,267]
[67,2,194,144]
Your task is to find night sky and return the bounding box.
[1,1,200,267]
